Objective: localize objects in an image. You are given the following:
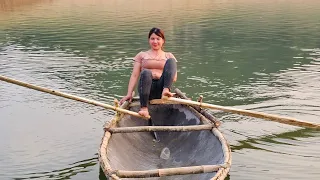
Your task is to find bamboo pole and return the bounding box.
[162,96,320,129]
[128,99,181,107]
[116,164,226,178]
[0,75,149,119]
[132,93,176,100]
[107,124,214,133]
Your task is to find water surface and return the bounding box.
[0,0,320,179]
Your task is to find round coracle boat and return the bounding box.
[99,89,231,180]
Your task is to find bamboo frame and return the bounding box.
[162,96,320,129]
[132,93,177,100]
[128,99,181,107]
[107,124,214,133]
[116,164,227,178]
[0,75,149,119]
[173,91,231,180]
[172,90,232,180]
[176,97,232,179]
[211,128,232,180]
[99,102,128,180]
[99,90,231,180]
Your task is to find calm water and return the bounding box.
[1,0,320,179]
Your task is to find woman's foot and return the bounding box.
[138,107,150,117]
[162,88,174,98]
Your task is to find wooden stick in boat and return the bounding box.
[132,93,176,100]
[162,96,320,129]
[107,124,214,133]
[0,75,150,119]
[115,164,226,178]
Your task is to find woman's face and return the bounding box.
[149,33,164,50]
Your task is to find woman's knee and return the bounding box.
[140,69,152,78]
[164,58,177,70]
[166,58,176,65]
[139,69,153,88]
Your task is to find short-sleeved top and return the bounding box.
[134,51,177,79]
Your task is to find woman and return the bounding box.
[119,27,177,117]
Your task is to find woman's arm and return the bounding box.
[120,52,142,104]
[126,61,141,96]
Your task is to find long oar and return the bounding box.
[162,96,320,129]
[0,75,149,120]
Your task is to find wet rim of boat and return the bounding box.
[98,89,232,180]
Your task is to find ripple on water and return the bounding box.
[218,46,320,179]
[1,1,320,180]
[0,45,116,179]
[230,129,320,180]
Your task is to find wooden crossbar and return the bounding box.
[115,164,227,178]
[106,124,214,133]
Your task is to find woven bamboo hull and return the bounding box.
[99,95,231,180]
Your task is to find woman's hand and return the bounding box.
[119,94,133,105]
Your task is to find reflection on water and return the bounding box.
[0,0,320,180]
[13,156,97,179]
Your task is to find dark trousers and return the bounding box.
[138,58,177,107]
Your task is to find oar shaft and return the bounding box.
[0,75,148,119]
[164,97,320,129]
[107,124,214,133]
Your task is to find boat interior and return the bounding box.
[107,104,225,179]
